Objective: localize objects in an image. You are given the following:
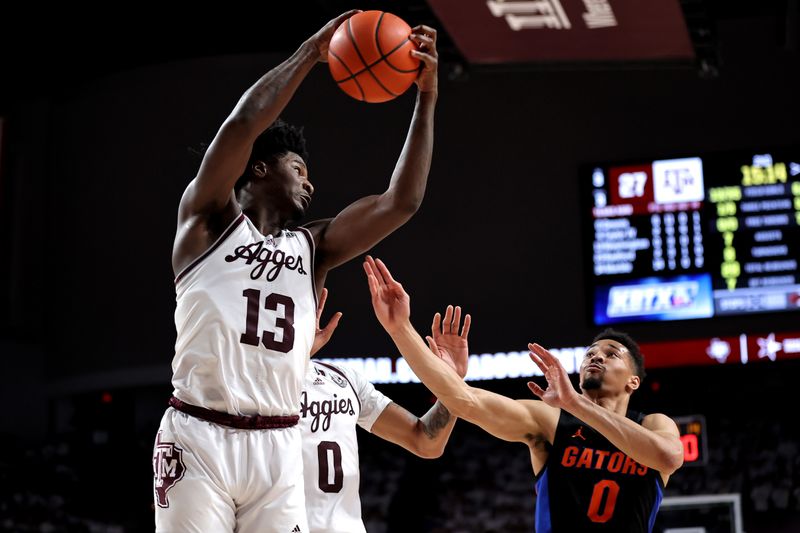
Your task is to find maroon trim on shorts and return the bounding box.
[168,396,299,429]
[174,212,246,285]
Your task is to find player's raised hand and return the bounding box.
[409,25,438,93]
[426,305,470,378]
[309,10,362,61]
[527,343,581,409]
[310,288,343,357]
[364,256,410,334]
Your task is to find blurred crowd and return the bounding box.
[2,409,798,532]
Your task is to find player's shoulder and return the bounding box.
[312,359,359,387]
[300,218,334,244]
[641,412,681,433]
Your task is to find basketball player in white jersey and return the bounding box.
[301,289,469,533]
[152,10,440,533]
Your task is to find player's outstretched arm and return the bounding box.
[364,256,556,445]
[180,10,359,218]
[371,303,468,457]
[308,26,439,273]
[173,11,359,273]
[528,344,684,477]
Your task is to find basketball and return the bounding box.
[328,11,421,103]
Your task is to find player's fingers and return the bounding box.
[426,335,441,357]
[532,343,559,367]
[365,256,386,287]
[332,9,362,27]
[453,306,462,333]
[461,314,471,339]
[364,263,380,294]
[443,305,454,333]
[374,258,398,285]
[317,288,328,316]
[431,312,442,337]
[411,50,438,65]
[412,25,438,43]
[323,312,343,334]
[529,352,549,374]
[527,381,546,398]
[409,33,434,49]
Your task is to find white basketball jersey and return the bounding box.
[171,212,317,416]
[301,360,392,533]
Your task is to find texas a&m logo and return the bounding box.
[153,431,186,508]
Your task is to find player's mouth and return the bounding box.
[299,194,312,209]
[586,363,604,372]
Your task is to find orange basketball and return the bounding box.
[328,11,421,103]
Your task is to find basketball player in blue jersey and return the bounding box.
[363,257,684,533]
[302,289,468,533]
[152,10,440,533]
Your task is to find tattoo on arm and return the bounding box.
[421,401,452,440]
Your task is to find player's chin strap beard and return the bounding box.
[581,377,602,391]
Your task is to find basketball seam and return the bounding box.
[333,36,418,83]
[329,47,366,101]
[345,12,398,98]
[376,12,420,75]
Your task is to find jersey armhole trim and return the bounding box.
[174,212,246,285]
[296,226,318,308]
[315,360,362,412]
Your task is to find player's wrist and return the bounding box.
[386,319,415,339]
[300,39,323,63]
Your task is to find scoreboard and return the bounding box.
[674,414,707,466]
[583,148,800,325]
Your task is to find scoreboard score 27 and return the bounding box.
[583,147,800,325]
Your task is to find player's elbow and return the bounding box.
[659,442,685,475]
[384,190,423,217]
[413,441,445,459]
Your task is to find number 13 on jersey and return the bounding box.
[239,288,295,353]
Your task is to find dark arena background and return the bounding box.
[1,1,799,531]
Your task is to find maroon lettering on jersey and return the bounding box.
[153,431,186,508]
[224,240,307,281]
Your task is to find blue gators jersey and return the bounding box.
[535,410,664,533]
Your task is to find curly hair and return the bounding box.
[235,118,309,192]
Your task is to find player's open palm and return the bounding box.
[527,343,581,409]
[364,256,410,334]
[426,305,470,378]
[310,288,343,356]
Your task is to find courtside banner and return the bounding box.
[426,0,694,63]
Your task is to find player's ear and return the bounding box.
[626,375,641,393]
[251,160,268,178]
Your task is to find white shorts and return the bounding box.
[153,407,308,533]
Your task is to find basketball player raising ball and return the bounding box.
[152,10,439,533]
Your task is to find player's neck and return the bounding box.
[581,390,630,416]
[240,201,294,237]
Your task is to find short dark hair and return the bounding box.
[235,119,309,192]
[592,328,646,380]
